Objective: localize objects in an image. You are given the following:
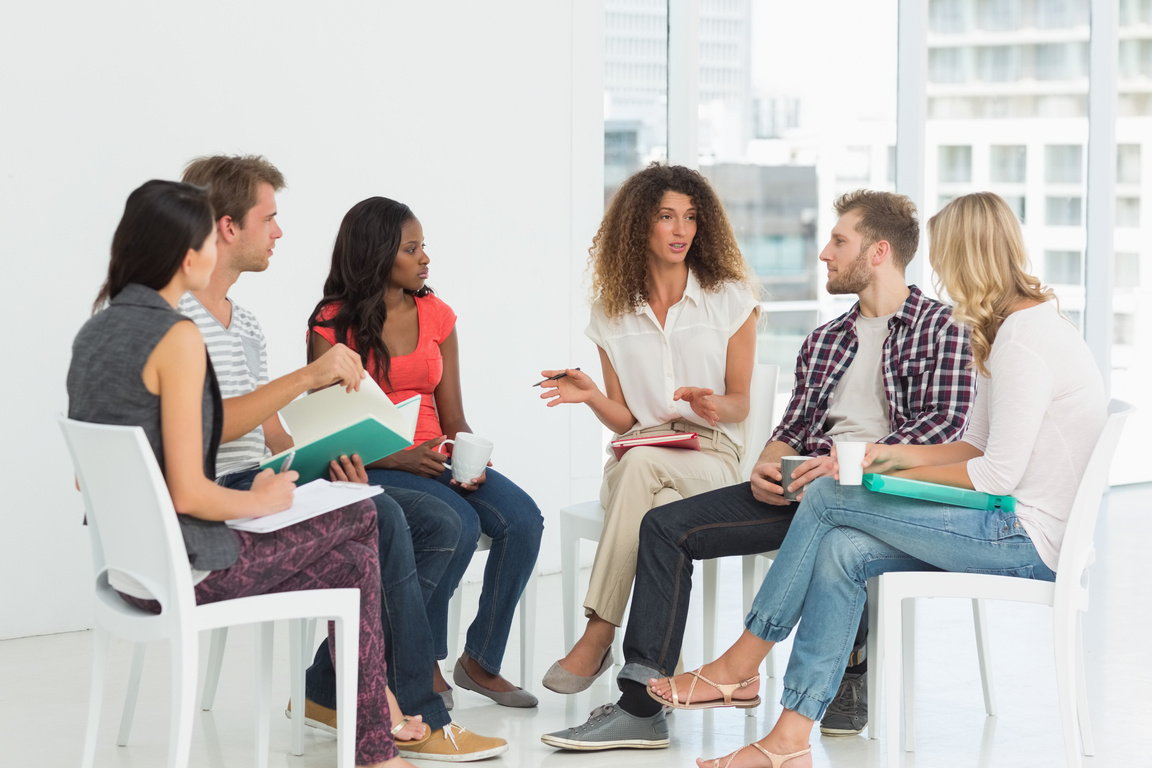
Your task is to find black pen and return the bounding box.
[533,368,580,387]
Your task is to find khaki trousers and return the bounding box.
[583,421,741,626]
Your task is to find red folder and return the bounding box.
[610,432,700,460]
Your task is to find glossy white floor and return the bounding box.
[3,484,1149,768]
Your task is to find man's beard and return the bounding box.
[826,246,873,295]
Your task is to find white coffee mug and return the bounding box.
[836,441,868,486]
[438,432,494,484]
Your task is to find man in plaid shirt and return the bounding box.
[543,190,976,752]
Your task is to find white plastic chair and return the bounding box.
[198,619,316,756]
[865,399,1132,768]
[447,533,538,688]
[60,416,360,768]
[558,363,779,669]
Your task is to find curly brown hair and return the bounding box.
[590,163,755,318]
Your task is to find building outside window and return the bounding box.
[1045,196,1082,226]
[990,144,1027,182]
[1044,249,1083,285]
[938,145,973,183]
[1045,144,1083,183]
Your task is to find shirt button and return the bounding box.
[1013,523,1021,529]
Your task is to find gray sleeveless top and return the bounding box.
[67,283,239,570]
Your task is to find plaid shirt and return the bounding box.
[770,286,975,457]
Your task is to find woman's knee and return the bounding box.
[813,527,865,583]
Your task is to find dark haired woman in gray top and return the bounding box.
[67,179,415,768]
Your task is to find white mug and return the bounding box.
[836,441,868,486]
[438,432,494,484]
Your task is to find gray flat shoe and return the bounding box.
[541,647,613,694]
[452,658,539,708]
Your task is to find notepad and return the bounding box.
[610,432,700,460]
[226,480,385,533]
[259,377,420,484]
[862,473,1016,511]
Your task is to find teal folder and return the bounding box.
[260,417,413,484]
[862,473,1016,512]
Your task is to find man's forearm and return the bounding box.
[757,440,799,466]
[220,368,312,444]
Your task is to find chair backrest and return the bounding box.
[58,415,196,618]
[739,363,780,482]
[1053,399,1133,592]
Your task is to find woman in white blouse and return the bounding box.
[539,163,760,693]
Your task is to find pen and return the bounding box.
[279,451,296,473]
[533,368,580,387]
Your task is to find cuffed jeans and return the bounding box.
[746,476,1056,722]
[367,467,544,676]
[218,467,459,732]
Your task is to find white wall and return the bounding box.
[0,1,606,639]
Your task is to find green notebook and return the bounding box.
[260,378,420,484]
[862,473,1016,512]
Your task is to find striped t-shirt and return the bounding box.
[179,293,271,477]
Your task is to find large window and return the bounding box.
[627,0,1152,483]
[604,0,668,201]
[693,0,898,391]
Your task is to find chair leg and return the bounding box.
[335,615,358,768]
[1053,605,1085,767]
[255,623,274,768]
[866,579,879,740]
[200,627,228,711]
[447,585,463,667]
[289,619,307,756]
[560,517,580,653]
[702,559,719,662]
[1074,611,1094,756]
[117,641,146,746]
[81,627,110,768]
[882,590,903,768]
[168,634,199,768]
[971,598,997,716]
[519,569,538,688]
[902,598,916,753]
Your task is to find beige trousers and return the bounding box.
[583,421,741,626]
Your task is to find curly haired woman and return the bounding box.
[539,163,760,692]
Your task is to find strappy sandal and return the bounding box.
[646,666,761,710]
[391,716,431,747]
[702,743,810,768]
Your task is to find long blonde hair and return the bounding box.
[589,163,755,318]
[927,192,1054,376]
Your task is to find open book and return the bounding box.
[259,377,420,484]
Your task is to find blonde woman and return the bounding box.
[647,192,1107,768]
[540,163,759,692]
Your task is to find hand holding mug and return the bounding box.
[438,432,495,491]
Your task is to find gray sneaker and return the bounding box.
[541,704,669,750]
[819,672,867,735]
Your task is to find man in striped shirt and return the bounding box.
[543,190,976,752]
[178,155,507,761]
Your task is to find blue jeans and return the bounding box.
[218,468,459,731]
[367,467,544,675]
[746,476,1056,722]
